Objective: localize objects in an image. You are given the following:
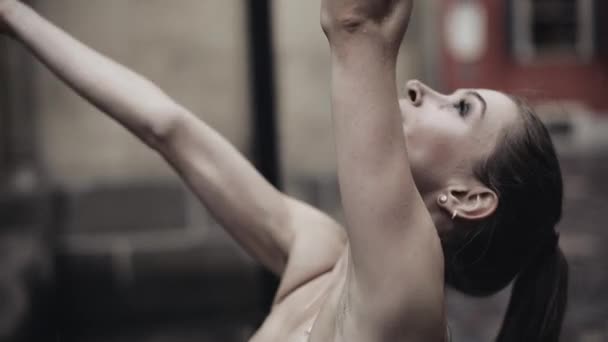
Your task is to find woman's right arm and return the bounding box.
[321,0,445,340]
[0,1,345,278]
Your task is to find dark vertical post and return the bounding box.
[0,2,53,340]
[597,0,608,56]
[0,38,10,183]
[0,1,41,187]
[245,0,281,313]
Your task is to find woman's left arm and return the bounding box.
[322,1,445,340]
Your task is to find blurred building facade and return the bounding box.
[1,1,258,341]
[440,0,607,113]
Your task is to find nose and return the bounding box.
[405,79,448,107]
[405,79,424,107]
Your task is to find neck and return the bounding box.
[421,190,454,239]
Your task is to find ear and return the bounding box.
[437,184,498,221]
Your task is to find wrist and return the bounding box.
[1,1,24,35]
[321,1,411,50]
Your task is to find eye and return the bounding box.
[454,99,471,117]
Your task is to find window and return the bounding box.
[511,0,595,62]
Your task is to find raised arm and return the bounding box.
[322,1,445,340]
[0,1,345,280]
[1,0,180,143]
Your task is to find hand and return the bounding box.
[0,0,18,34]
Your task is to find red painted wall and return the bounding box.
[440,0,608,113]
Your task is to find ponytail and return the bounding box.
[496,242,569,342]
[446,94,569,340]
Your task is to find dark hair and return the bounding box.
[442,96,569,341]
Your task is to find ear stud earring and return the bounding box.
[438,194,448,204]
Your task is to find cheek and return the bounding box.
[405,116,465,159]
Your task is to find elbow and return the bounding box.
[142,105,189,150]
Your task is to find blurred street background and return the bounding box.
[0,0,606,341]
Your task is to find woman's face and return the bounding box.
[399,80,519,194]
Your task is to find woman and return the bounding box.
[0,0,568,341]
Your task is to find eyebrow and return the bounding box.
[465,91,487,117]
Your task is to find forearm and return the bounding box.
[323,0,423,280]
[324,2,414,228]
[322,0,412,181]
[330,46,411,216]
[3,2,181,144]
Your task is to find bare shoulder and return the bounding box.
[274,197,347,304]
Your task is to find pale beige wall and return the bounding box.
[273,0,334,180]
[33,0,250,186]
